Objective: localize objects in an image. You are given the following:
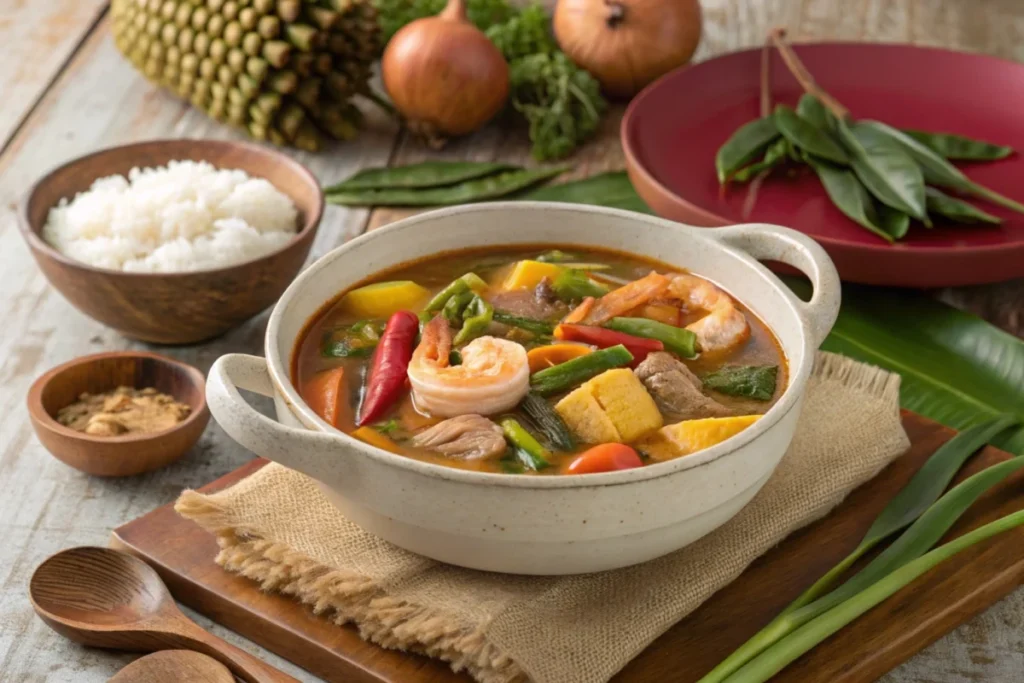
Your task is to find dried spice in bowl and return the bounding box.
[56,386,191,437]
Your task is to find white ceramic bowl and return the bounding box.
[206,203,840,575]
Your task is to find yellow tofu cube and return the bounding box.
[502,260,564,291]
[340,281,430,319]
[555,385,621,444]
[586,369,664,442]
[639,415,762,462]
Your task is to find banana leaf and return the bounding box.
[788,280,1024,454]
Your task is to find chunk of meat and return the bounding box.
[489,287,567,321]
[633,352,732,422]
[410,414,507,461]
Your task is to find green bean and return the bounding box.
[453,295,494,345]
[716,117,780,184]
[323,161,517,192]
[520,392,575,451]
[493,310,555,336]
[773,104,848,164]
[530,344,633,396]
[325,166,570,206]
[604,318,698,359]
[901,130,1013,161]
[552,268,609,301]
[500,418,551,470]
[423,273,487,316]
[925,187,1002,224]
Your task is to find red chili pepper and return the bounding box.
[554,324,663,367]
[356,310,419,427]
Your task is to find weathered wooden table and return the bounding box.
[2,1,1022,681]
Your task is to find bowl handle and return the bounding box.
[713,223,841,348]
[207,354,343,480]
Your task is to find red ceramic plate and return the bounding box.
[622,43,1024,287]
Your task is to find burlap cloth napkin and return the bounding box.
[176,352,909,683]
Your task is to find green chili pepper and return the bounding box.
[773,104,848,165]
[325,166,570,206]
[454,295,494,345]
[901,130,1013,161]
[806,156,905,242]
[859,120,1024,216]
[530,344,634,396]
[603,317,699,358]
[423,272,488,316]
[500,418,551,471]
[925,187,1002,224]
[715,117,780,184]
[552,268,609,301]
[732,138,791,183]
[442,290,474,324]
[493,310,555,336]
[323,161,517,192]
[836,120,928,222]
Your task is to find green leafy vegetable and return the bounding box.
[373,419,400,434]
[837,120,928,221]
[773,104,847,164]
[520,392,575,451]
[925,187,1002,225]
[701,365,779,401]
[795,94,835,133]
[321,320,385,358]
[716,117,780,183]
[552,268,609,300]
[902,129,1013,161]
[805,156,906,241]
[484,3,555,60]
[374,0,517,42]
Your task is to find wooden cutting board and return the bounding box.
[110,412,1024,683]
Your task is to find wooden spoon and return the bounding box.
[109,650,234,682]
[29,547,297,683]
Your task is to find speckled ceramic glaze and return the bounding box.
[206,203,841,575]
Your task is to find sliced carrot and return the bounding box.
[566,443,644,474]
[301,366,350,428]
[352,426,401,453]
[563,296,596,324]
[582,272,671,325]
[527,343,594,374]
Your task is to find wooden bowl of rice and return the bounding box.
[18,139,323,344]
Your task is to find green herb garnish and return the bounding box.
[702,365,779,401]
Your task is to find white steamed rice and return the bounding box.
[42,160,299,273]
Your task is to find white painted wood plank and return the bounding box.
[0,0,108,151]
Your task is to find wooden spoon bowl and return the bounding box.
[27,352,209,477]
[29,547,296,682]
[18,139,323,344]
[110,651,235,683]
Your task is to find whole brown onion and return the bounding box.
[382,0,510,141]
[554,0,703,98]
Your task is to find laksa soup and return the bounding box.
[292,245,787,475]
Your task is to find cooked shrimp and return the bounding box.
[408,315,530,417]
[668,274,750,354]
[574,272,671,325]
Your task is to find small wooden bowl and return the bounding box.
[27,352,210,477]
[18,139,323,344]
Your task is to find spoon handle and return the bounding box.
[169,625,300,683]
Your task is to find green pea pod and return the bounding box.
[773,104,848,164]
[925,187,1002,225]
[835,120,928,221]
[901,129,1013,161]
[324,161,518,192]
[796,94,835,133]
[715,117,780,184]
[806,156,905,242]
[858,120,1024,216]
[326,166,570,206]
[732,138,791,183]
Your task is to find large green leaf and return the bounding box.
[789,280,1024,454]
